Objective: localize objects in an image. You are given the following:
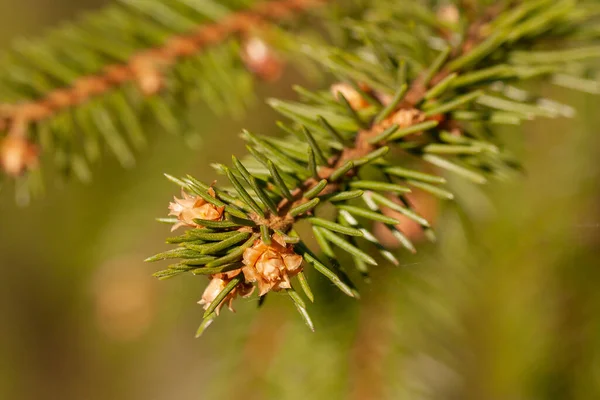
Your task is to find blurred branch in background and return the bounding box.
[0,0,330,204]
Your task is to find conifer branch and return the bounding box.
[147,0,599,334]
[0,0,331,202]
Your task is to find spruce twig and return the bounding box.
[141,0,600,334]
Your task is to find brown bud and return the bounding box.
[241,37,284,82]
[437,4,460,25]
[198,270,254,315]
[371,108,425,137]
[168,188,225,231]
[131,56,164,96]
[389,108,425,128]
[330,83,370,110]
[242,233,303,296]
[0,135,38,176]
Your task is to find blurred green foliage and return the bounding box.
[1,1,599,400]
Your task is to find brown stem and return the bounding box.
[0,0,329,134]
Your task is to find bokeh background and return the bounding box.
[1,1,599,399]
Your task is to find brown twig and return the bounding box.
[0,0,329,135]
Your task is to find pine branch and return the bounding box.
[0,0,330,203]
[146,0,600,335]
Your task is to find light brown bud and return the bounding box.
[371,108,426,137]
[242,233,303,296]
[0,135,38,176]
[168,188,225,231]
[389,108,425,128]
[437,4,460,25]
[198,271,254,315]
[241,37,284,82]
[131,56,164,96]
[330,83,370,110]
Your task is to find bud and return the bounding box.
[241,37,284,82]
[330,83,370,110]
[437,4,460,25]
[389,108,425,128]
[372,108,425,136]
[131,56,163,96]
[0,135,38,176]
[168,188,225,231]
[242,233,303,296]
[198,271,254,315]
